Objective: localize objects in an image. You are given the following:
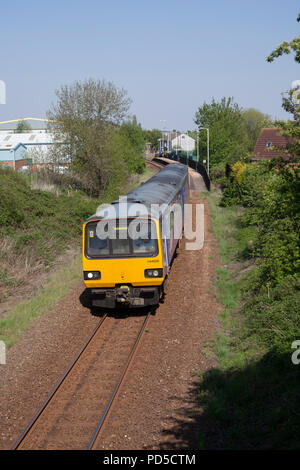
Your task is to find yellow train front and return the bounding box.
[82,163,189,308]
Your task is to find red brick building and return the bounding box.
[0,159,29,170]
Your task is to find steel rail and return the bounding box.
[11,314,108,450]
[87,313,150,450]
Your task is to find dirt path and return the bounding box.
[0,171,221,450]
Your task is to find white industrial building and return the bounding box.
[0,132,59,164]
[0,118,72,171]
[0,132,71,172]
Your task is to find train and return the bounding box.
[82,162,189,308]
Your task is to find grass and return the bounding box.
[0,167,97,295]
[0,255,82,348]
[204,190,253,370]
[122,165,157,195]
[197,190,300,449]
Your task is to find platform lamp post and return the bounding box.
[197,127,210,176]
[186,131,189,166]
[160,119,167,155]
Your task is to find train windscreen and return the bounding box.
[85,218,158,258]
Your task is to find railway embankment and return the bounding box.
[0,166,156,347]
[196,161,300,449]
[0,167,96,343]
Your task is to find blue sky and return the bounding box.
[0,0,299,131]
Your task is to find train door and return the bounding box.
[161,216,169,273]
[169,210,174,251]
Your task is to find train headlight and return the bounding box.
[84,271,101,280]
[144,268,163,278]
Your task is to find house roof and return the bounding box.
[171,133,195,143]
[253,128,293,160]
[158,132,180,141]
[158,132,195,142]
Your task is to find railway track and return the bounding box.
[146,158,165,170]
[12,312,150,450]
[87,312,150,450]
[12,159,164,450]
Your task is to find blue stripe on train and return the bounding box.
[181,188,185,220]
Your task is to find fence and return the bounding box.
[153,152,211,191]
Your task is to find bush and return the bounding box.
[241,276,300,350]
[220,162,300,286]
[200,190,300,449]
[210,163,227,189]
[0,167,97,266]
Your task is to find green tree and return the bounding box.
[266,13,300,63]
[14,120,32,133]
[267,13,300,159]
[194,97,249,167]
[47,78,133,195]
[142,128,162,152]
[242,108,273,150]
[120,116,146,173]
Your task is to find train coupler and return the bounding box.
[90,285,160,308]
[116,285,130,304]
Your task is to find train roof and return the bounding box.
[85,162,188,222]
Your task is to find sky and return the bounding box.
[0,0,299,131]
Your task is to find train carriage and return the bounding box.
[82,162,189,308]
